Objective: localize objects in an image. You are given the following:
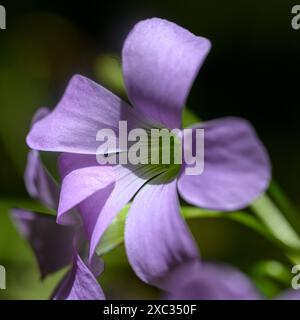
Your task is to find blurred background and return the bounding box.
[0,0,299,299]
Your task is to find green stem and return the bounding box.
[269,181,300,237]
[251,193,300,251]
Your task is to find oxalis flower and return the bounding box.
[163,260,300,300]
[11,108,113,300]
[26,18,271,288]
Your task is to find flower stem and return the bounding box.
[251,190,300,254]
[268,181,300,237]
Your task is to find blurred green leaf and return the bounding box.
[96,205,130,256]
[0,198,54,215]
[269,181,300,237]
[94,54,126,96]
[250,260,291,298]
[251,194,300,251]
[182,108,201,127]
[252,260,291,285]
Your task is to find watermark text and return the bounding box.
[96,121,204,176]
[0,5,6,30]
[292,5,300,30]
[0,265,6,289]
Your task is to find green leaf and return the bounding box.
[96,204,130,256]
[269,180,300,237]
[182,108,201,127]
[252,260,291,284]
[251,194,300,250]
[181,206,279,244]
[94,54,126,96]
[0,197,54,215]
[250,260,291,298]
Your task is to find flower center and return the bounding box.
[145,128,182,182]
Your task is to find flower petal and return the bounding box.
[30,107,51,125]
[57,165,116,227]
[125,176,199,287]
[59,153,99,179]
[89,163,173,260]
[122,18,211,128]
[178,117,271,211]
[11,209,75,278]
[26,75,145,154]
[57,154,167,260]
[277,290,300,300]
[25,150,59,209]
[164,261,261,300]
[52,243,105,300]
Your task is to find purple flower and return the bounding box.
[163,260,300,300]
[26,18,271,287]
[11,108,114,300]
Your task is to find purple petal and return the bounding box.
[26,75,144,154]
[30,107,51,125]
[25,108,59,208]
[164,261,261,300]
[178,117,271,211]
[58,154,167,260]
[25,150,59,209]
[58,153,99,179]
[277,290,300,300]
[122,18,211,128]
[125,177,199,287]
[11,209,75,278]
[57,166,116,229]
[88,163,174,260]
[52,244,105,300]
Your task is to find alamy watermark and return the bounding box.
[291,265,300,290]
[0,5,6,30]
[0,265,5,289]
[96,121,204,175]
[292,5,300,30]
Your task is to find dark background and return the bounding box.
[0,0,299,299]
